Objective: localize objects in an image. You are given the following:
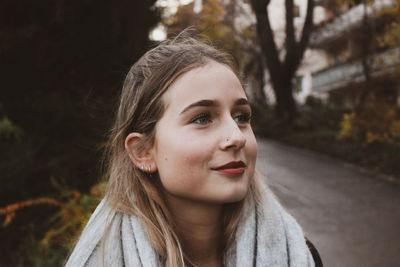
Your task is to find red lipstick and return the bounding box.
[213,161,246,175]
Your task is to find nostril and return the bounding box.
[222,134,246,150]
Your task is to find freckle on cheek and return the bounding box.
[164,157,168,161]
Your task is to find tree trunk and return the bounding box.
[254,57,268,105]
[273,75,296,118]
[250,0,314,121]
[357,0,374,109]
[244,47,268,105]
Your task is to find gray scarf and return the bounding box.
[66,188,314,267]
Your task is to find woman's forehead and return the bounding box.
[161,61,245,110]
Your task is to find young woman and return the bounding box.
[66,33,322,267]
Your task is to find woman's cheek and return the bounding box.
[245,134,258,177]
[157,142,207,195]
[247,132,258,159]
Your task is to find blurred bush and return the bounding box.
[252,96,345,141]
[0,180,104,266]
[0,0,160,264]
[252,97,400,179]
[339,103,400,145]
[0,116,23,140]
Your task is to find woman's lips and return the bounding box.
[217,167,245,175]
[212,161,246,175]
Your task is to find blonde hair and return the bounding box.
[103,32,262,266]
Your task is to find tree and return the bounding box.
[326,1,400,147]
[166,0,267,104]
[0,0,160,198]
[0,1,160,264]
[349,0,381,108]
[250,0,315,119]
[379,0,400,71]
[358,0,400,106]
[166,1,198,35]
[324,0,399,107]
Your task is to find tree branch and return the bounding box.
[285,0,295,56]
[297,0,314,60]
[250,0,271,11]
[250,0,282,81]
[284,0,314,74]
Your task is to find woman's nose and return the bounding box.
[220,118,246,150]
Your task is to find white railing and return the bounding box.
[311,47,400,92]
[310,0,395,46]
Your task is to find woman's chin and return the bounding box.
[217,186,249,204]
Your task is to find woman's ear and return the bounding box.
[125,132,157,173]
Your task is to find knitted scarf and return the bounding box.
[66,189,314,267]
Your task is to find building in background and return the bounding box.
[259,0,400,107]
[304,0,400,107]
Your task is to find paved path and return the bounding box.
[256,138,400,267]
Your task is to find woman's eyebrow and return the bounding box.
[180,98,249,115]
[180,99,216,114]
[235,98,249,106]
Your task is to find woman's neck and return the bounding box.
[166,195,224,267]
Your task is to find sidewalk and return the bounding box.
[256,138,400,267]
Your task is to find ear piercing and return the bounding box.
[141,164,151,173]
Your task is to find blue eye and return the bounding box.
[234,112,251,124]
[191,112,212,125]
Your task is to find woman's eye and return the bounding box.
[190,113,212,125]
[234,112,251,124]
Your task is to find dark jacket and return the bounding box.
[306,238,323,267]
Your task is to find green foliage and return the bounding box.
[252,96,344,140]
[197,0,233,48]
[378,0,400,48]
[166,0,232,44]
[0,116,23,140]
[295,97,344,132]
[40,180,104,248]
[0,1,161,264]
[338,104,400,145]
[339,112,355,139]
[0,179,104,265]
[251,104,282,136]
[253,99,400,179]
[377,0,400,74]
[0,0,161,202]
[165,0,258,76]
[16,232,68,267]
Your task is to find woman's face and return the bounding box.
[150,60,258,204]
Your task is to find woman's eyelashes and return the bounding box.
[234,111,251,124]
[189,110,251,126]
[190,112,212,125]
